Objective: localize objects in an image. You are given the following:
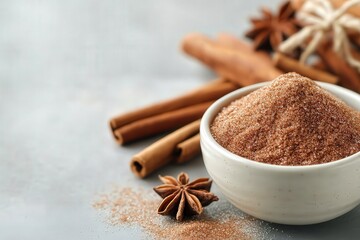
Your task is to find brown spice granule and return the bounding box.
[211,72,360,165]
[93,186,269,239]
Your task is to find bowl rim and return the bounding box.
[200,81,360,172]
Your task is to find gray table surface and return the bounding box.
[1,0,359,239]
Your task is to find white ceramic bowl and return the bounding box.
[200,82,360,225]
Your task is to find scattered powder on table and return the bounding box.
[211,73,360,165]
[93,186,271,240]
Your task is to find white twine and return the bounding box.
[278,0,360,71]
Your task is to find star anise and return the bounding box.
[245,1,299,52]
[153,172,219,221]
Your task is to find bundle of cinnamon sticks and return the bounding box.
[111,78,238,178]
[288,0,360,93]
[110,33,283,178]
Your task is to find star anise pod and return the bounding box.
[245,1,299,52]
[153,172,219,221]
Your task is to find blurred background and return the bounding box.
[1,0,359,239]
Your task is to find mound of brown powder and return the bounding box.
[211,73,360,165]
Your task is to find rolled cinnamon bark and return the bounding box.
[311,59,330,72]
[181,33,283,86]
[351,48,360,62]
[349,30,360,47]
[175,133,201,164]
[273,52,338,84]
[216,33,273,65]
[130,120,201,178]
[114,101,212,144]
[317,47,360,93]
[109,79,238,140]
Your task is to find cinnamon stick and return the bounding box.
[182,33,282,86]
[175,133,201,164]
[130,120,201,178]
[349,30,360,47]
[114,101,212,144]
[351,47,360,62]
[311,59,330,72]
[317,47,360,93]
[110,79,238,140]
[216,33,273,65]
[216,33,254,52]
[273,52,338,84]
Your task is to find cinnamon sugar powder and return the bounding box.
[211,73,360,165]
[93,187,272,239]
